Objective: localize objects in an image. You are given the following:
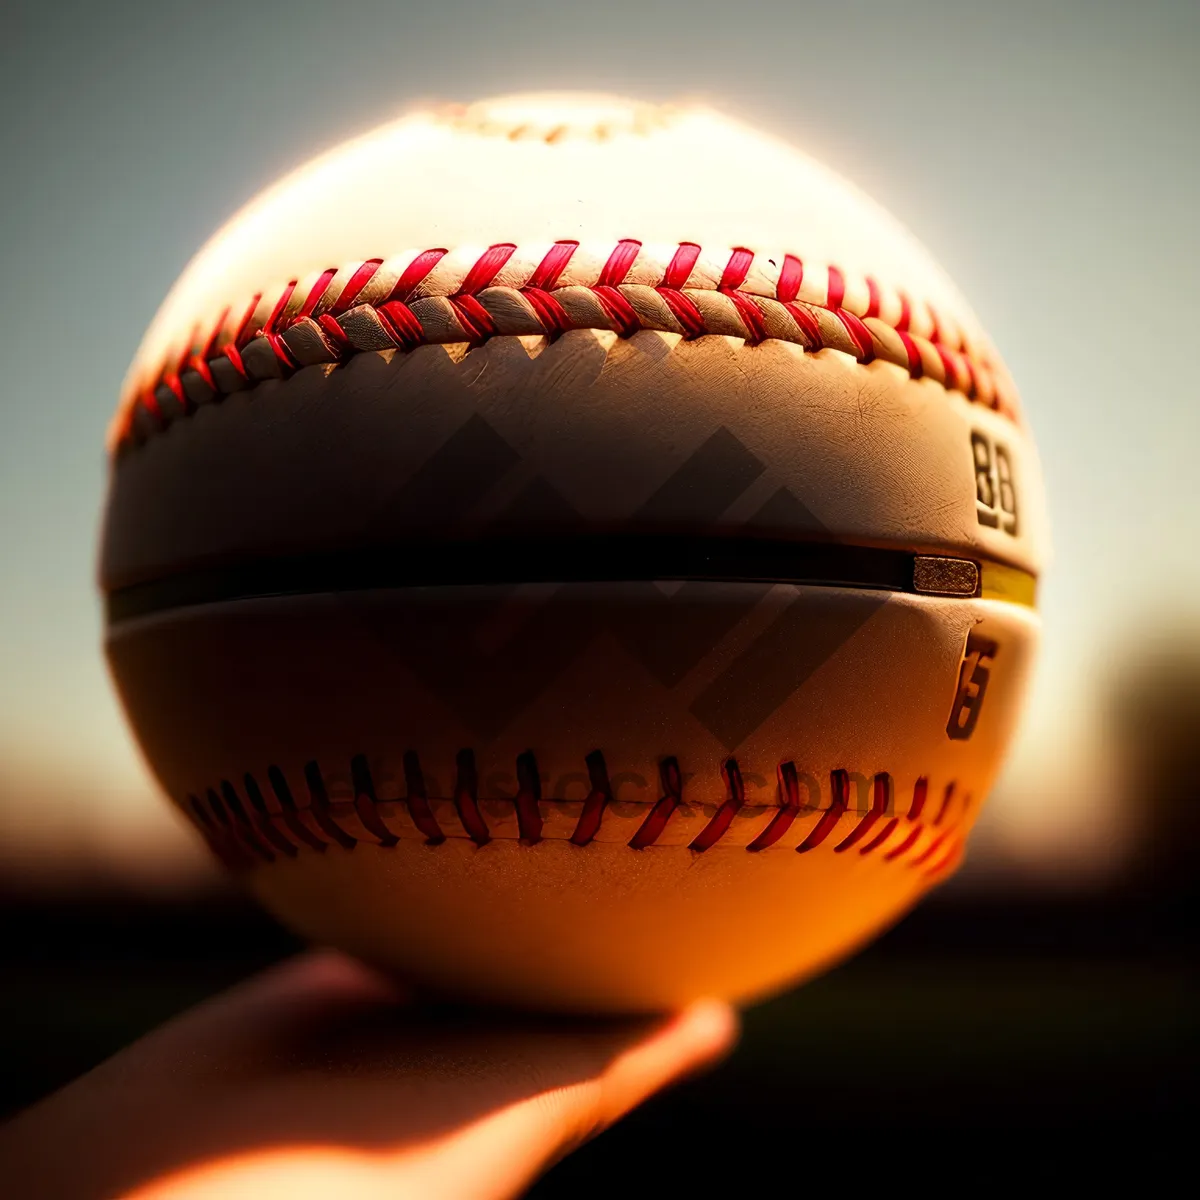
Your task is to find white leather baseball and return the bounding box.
[101,94,1046,1011]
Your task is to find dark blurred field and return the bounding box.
[3,879,1193,1185]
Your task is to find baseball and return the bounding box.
[101,93,1046,1011]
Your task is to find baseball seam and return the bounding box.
[185,749,968,880]
[115,240,1018,449]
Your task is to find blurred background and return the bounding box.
[1,0,1196,1169]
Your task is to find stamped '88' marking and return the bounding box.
[972,431,1018,535]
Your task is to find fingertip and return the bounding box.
[666,998,740,1072]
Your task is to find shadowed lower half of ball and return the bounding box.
[105,582,1037,1010]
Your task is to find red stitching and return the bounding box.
[776,254,804,303]
[598,239,642,286]
[784,300,823,348]
[932,781,956,826]
[298,268,338,318]
[180,754,970,869]
[835,309,875,362]
[522,287,571,338]
[796,767,850,852]
[262,281,297,336]
[865,276,882,319]
[388,248,447,302]
[528,241,579,290]
[232,294,263,348]
[304,761,356,849]
[351,755,399,847]
[883,825,923,862]
[403,750,445,844]
[592,284,642,337]
[629,757,684,850]
[243,773,298,858]
[331,259,382,313]
[457,243,516,295]
[376,300,425,349]
[896,328,924,378]
[826,265,846,310]
[267,766,327,853]
[118,241,1016,449]
[746,761,803,851]
[910,829,951,869]
[658,287,707,338]
[834,773,890,851]
[661,242,701,290]
[689,758,745,852]
[449,293,497,343]
[454,749,490,845]
[514,750,544,845]
[570,750,612,847]
[907,776,929,821]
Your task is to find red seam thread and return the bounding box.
[835,310,876,362]
[267,766,328,853]
[826,265,846,310]
[865,276,882,319]
[719,247,755,292]
[598,239,642,286]
[387,248,447,302]
[858,817,900,856]
[262,281,297,335]
[592,284,642,337]
[883,825,923,862]
[403,750,445,844]
[351,755,399,847]
[662,242,701,290]
[907,776,929,821]
[658,287,707,338]
[910,829,951,868]
[528,241,579,290]
[784,301,824,348]
[377,301,425,349]
[458,243,517,295]
[628,757,683,850]
[834,773,890,852]
[571,750,612,846]
[298,268,338,319]
[242,774,298,858]
[776,254,804,302]
[233,294,263,348]
[449,294,498,343]
[514,749,544,844]
[933,782,956,826]
[454,749,490,845]
[522,287,572,338]
[331,259,382,313]
[797,769,850,853]
[123,242,1014,448]
[689,759,745,852]
[304,761,357,849]
[182,754,968,864]
[746,761,803,851]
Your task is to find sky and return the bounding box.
[1,0,1197,882]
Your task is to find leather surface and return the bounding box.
[106,586,1037,1009]
[120,94,1002,408]
[101,332,1045,589]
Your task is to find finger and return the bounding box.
[411,999,739,1200]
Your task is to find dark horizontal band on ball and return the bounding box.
[104,535,1036,624]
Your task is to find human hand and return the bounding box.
[0,950,737,1199]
